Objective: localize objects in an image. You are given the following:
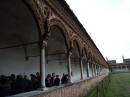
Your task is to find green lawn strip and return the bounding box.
[83,85,97,97]
[83,72,130,97]
[84,77,109,97]
[106,72,130,97]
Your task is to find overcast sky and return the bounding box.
[65,0,130,63]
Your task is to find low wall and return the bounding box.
[12,73,108,97]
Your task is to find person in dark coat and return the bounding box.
[24,75,33,92]
[10,74,16,95]
[61,73,65,84]
[30,74,40,90]
[51,73,56,86]
[36,72,41,81]
[54,75,60,86]
[45,74,52,87]
[15,75,28,94]
[61,74,69,84]
[0,76,11,97]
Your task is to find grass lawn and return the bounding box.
[106,72,130,97]
[84,75,110,97]
[84,72,130,97]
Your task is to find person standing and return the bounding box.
[54,75,60,86]
[51,73,56,86]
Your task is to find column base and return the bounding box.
[68,79,73,83]
[38,86,48,91]
[81,77,84,80]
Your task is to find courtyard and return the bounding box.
[84,72,130,97]
[106,72,130,97]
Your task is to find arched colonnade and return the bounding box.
[0,0,108,89]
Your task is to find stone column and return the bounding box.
[88,60,91,77]
[94,63,97,76]
[80,56,84,80]
[40,41,47,89]
[95,63,97,76]
[97,64,99,75]
[86,61,89,78]
[93,62,96,77]
[67,51,72,82]
[91,61,94,77]
[92,62,95,77]
[99,65,101,75]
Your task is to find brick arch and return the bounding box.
[98,60,101,65]
[70,35,82,56]
[92,55,95,62]
[25,0,44,37]
[95,55,99,64]
[93,55,97,63]
[46,18,70,50]
[87,50,93,61]
[82,47,87,57]
[97,57,100,63]
[82,45,89,61]
[95,57,98,64]
[91,53,94,62]
[26,1,70,49]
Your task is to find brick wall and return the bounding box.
[33,74,108,97]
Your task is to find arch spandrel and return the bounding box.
[82,47,87,57]
[42,18,70,50]
[92,55,95,62]
[82,45,90,62]
[95,57,98,64]
[96,55,99,63]
[93,55,97,63]
[25,0,44,36]
[91,54,94,62]
[87,50,92,61]
[81,43,88,55]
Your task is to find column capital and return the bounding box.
[42,41,47,49]
[68,49,72,56]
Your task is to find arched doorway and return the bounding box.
[0,0,40,77]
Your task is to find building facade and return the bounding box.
[0,0,109,97]
[108,57,130,72]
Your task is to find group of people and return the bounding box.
[45,73,69,87]
[0,72,70,97]
[0,72,41,97]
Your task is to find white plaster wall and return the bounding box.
[0,46,40,77]
[95,65,98,75]
[88,63,93,77]
[82,58,88,79]
[113,68,129,72]
[0,0,40,78]
[83,64,87,79]
[100,68,109,74]
[46,55,83,82]
[46,60,68,79]
[71,62,81,82]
